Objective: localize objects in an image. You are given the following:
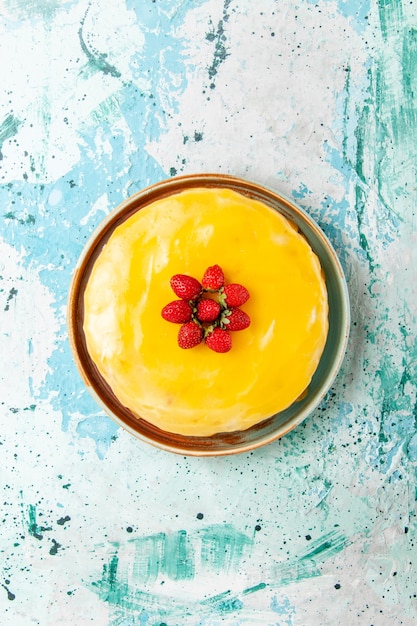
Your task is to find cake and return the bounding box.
[82,187,329,437]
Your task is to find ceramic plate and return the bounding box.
[67,174,350,456]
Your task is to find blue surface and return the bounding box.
[1,0,416,624]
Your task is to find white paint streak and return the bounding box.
[0,238,59,399]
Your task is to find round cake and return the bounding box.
[82,187,329,437]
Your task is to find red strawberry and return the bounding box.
[170,274,202,300]
[205,327,232,353]
[221,283,250,307]
[202,264,224,290]
[223,307,251,331]
[178,321,203,349]
[161,300,193,324]
[196,298,221,323]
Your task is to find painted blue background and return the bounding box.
[1,0,416,624]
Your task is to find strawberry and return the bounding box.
[170,274,202,300]
[205,327,232,353]
[202,264,224,290]
[222,307,251,331]
[178,321,203,349]
[161,300,193,324]
[221,283,250,308]
[196,298,221,323]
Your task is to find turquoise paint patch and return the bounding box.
[5,0,62,21]
[26,503,52,540]
[200,590,244,614]
[0,113,21,158]
[353,18,417,225]
[378,0,404,41]
[370,347,417,473]
[122,524,252,586]
[402,28,417,100]
[76,416,119,460]
[336,0,371,31]
[162,530,195,581]
[328,35,406,286]
[291,183,311,201]
[354,184,378,273]
[132,533,165,585]
[89,525,255,620]
[89,526,349,622]
[305,0,371,32]
[271,593,296,618]
[271,528,350,586]
[407,433,417,462]
[198,523,252,572]
[242,582,267,595]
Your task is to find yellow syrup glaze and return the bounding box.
[83,188,328,436]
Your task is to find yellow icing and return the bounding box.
[83,187,328,436]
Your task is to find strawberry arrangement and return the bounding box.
[161,264,251,353]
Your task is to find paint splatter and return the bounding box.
[27,504,52,541]
[1,582,15,601]
[206,0,232,83]
[4,287,18,311]
[49,539,62,555]
[78,6,122,78]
